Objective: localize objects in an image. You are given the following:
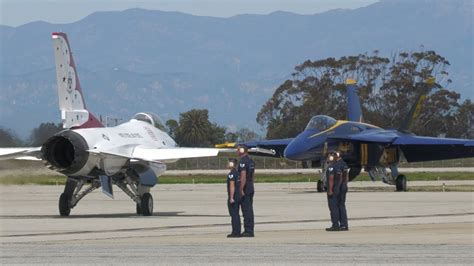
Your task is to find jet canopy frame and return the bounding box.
[305,115,337,131]
[133,112,167,131]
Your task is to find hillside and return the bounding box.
[0,0,472,136]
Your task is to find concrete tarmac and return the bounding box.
[0,183,473,264]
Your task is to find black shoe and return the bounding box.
[241,232,254,237]
[227,233,241,238]
[339,226,349,231]
[325,227,340,231]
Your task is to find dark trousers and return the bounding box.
[241,193,254,234]
[338,183,348,228]
[227,200,241,234]
[327,192,340,228]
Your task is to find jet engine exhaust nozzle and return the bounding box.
[41,131,89,175]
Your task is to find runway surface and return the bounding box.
[1,183,473,264]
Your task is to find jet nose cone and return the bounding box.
[284,130,319,161]
[284,140,301,160]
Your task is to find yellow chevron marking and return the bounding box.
[214,142,236,148]
[309,120,381,139]
[309,121,348,138]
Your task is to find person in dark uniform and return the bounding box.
[226,158,241,238]
[325,151,342,231]
[335,152,349,231]
[237,144,255,237]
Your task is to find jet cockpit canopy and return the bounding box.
[305,115,337,131]
[133,112,167,131]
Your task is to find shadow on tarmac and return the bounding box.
[0,211,229,219]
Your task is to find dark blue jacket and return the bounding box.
[238,155,255,194]
[227,168,241,200]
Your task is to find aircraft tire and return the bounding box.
[141,193,153,216]
[136,203,142,215]
[59,193,71,216]
[396,175,407,192]
[317,180,325,192]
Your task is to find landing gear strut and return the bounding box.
[395,174,407,192]
[58,174,155,217]
[58,178,100,217]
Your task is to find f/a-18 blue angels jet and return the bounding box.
[217,79,474,192]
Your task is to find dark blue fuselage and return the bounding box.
[283,120,380,161]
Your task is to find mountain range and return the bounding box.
[0,0,472,138]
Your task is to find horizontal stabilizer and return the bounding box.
[0,147,42,161]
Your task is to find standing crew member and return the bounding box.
[336,152,349,231]
[326,151,342,231]
[237,145,255,237]
[226,158,241,238]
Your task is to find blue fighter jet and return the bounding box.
[219,78,474,191]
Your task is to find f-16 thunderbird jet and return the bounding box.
[0,32,228,216]
[217,79,474,192]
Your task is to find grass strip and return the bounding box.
[0,172,472,185]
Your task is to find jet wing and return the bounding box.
[132,147,221,161]
[89,145,224,163]
[329,132,474,162]
[329,130,399,143]
[0,147,42,160]
[392,135,474,162]
[216,138,293,158]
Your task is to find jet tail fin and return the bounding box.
[346,79,363,122]
[398,77,436,133]
[51,32,103,129]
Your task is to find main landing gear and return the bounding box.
[395,174,407,192]
[59,193,71,216]
[136,193,153,216]
[317,180,326,193]
[58,176,154,217]
[59,178,100,217]
[368,166,408,192]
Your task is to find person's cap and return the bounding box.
[237,144,249,153]
[327,150,340,161]
[228,158,238,167]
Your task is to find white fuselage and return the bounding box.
[69,119,176,176]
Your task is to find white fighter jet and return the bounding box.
[0,32,226,216]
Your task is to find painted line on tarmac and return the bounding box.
[2,212,473,238]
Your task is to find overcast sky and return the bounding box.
[0,0,378,27]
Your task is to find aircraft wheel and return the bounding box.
[317,180,325,192]
[396,175,407,192]
[136,203,142,215]
[140,193,153,216]
[59,193,71,216]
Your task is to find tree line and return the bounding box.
[0,110,259,148]
[257,50,473,139]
